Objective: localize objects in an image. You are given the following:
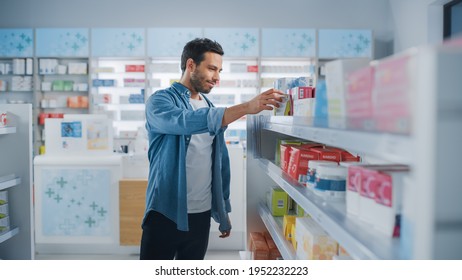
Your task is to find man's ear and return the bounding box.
[186,58,195,72]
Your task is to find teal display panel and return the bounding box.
[262,28,316,57]
[147,28,202,57]
[0,28,34,57]
[203,28,259,57]
[36,28,89,57]
[318,29,372,58]
[91,28,145,57]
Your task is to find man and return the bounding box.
[140,38,284,260]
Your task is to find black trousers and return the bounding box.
[139,210,211,260]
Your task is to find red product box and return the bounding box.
[125,65,145,72]
[310,147,341,163]
[287,146,319,183]
[291,86,315,100]
[280,144,295,172]
[38,113,49,125]
[247,65,258,72]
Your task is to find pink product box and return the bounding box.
[374,170,409,237]
[346,65,375,130]
[373,54,414,134]
[358,165,409,228]
[345,164,365,216]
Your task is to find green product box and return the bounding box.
[266,186,288,217]
[52,80,64,91]
[0,190,7,205]
[0,203,9,218]
[63,80,74,91]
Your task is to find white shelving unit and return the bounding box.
[90,57,147,150]
[0,57,34,105]
[0,104,34,259]
[246,47,462,260]
[34,57,89,154]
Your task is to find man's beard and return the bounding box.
[190,69,212,94]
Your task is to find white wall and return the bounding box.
[389,0,452,53]
[0,0,394,57]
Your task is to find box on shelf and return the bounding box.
[283,214,296,242]
[287,145,320,184]
[249,232,269,260]
[325,58,371,129]
[125,65,145,72]
[0,203,9,218]
[373,51,414,134]
[0,215,10,233]
[266,186,289,216]
[68,62,88,74]
[263,231,282,260]
[295,217,338,260]
[346,64,376,130]
[0,190,8,206]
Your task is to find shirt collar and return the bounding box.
[172,82,191,98]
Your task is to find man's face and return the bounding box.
[189,52,222,94]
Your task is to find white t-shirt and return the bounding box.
[186,94,214,213]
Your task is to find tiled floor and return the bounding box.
[35,250,241,260]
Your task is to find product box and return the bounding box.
[125,64,145,72]
[249,232,269,260]
[346,64,376,130]
[310,147,341,163]
[263,231,282,260]
[68,62,87,74]
[287,146,319,184]
[0,203,9,218]
[374,169,409,237]
[275,139,307,166]
[247,65,258,72]
[0,190,8,205]
[373,51,415,134]
[0,215,10,233]
[283,215,296,242]
[358,165,409,226]
[325,58,370,129]
[266,186,289,217]
[341,162,367,216]
[295,217,338,260]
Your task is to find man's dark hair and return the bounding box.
[180,38,224,74]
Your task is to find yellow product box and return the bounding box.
[266,186,288,217]
[295,217,338,260]
[283,215,296,242]
[291,223,297,250]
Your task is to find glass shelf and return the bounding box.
[0,126,16,135]
[258,158,401,260]
[264,116,412,165]
[0,227,19,244]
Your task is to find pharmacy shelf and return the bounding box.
[264,116,412,165]
[0,227,19,244]
[258,202,296,260]
[0,126,16,135]
[0,176,21,191]
[257,158,401,260]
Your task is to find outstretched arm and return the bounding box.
[222,88,285,127]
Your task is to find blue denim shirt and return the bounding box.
[144,82,231,232]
